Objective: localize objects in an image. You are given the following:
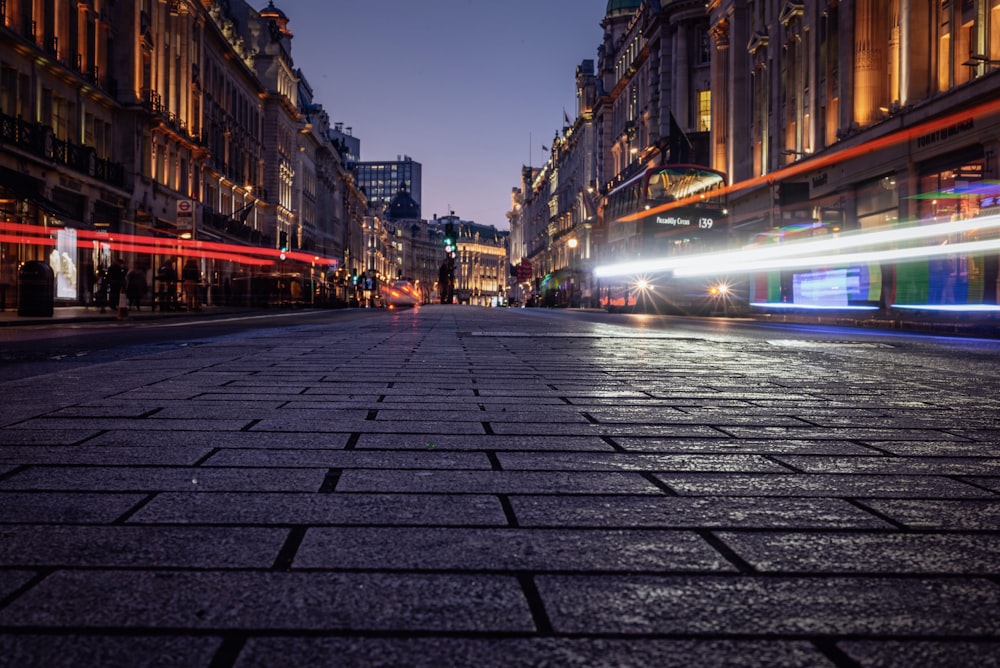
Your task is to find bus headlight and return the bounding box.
[709,282,731,297]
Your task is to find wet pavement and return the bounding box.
[0,305,997,667]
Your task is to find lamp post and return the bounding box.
[567,237,578,307]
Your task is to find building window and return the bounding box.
[697,90,711,132]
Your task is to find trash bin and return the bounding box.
[17,260,54,317]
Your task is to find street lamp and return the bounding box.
[963,54,1000,68]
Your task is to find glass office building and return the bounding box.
[354,157,422,218]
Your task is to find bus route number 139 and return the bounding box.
[699,218,715,229]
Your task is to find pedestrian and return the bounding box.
[438,258,454,304]
[156,259,178,310]
[125,265,148,311]
[105,258,127,315]
[182,259,201,311]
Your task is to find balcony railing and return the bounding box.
[0,110,125,188]
[203,207,273,248]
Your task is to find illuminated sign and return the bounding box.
[655,215,715,229]
[655,215,692,227]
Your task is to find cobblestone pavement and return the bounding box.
[0,306,997,667]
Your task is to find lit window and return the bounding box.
[698,90,711,132]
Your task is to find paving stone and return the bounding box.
[0,570,535,632]
[496,452,787,472]
[0,429,102,445]
[861,440,1000,457]
[202,449,493,469]
[0,526,289,568]
[837,640,1000,668]
[0,445,212,466]
[294,527,734,572]
[715,531,1000,574]
[354,434,617,451]
[128,492,509,526]
[534,575,999,636]
[508,495,893,529]
[83,430,351,449]
[0,635,223,668]
[250,417,488,434]
[0,492,146,523]
[614,438,879,455]
[4,418,252,432]
[489,421,727,437]
[0,466,326,492]
[139,404,317,419]
[773,455,1000,475]
[334,470,663,494]
[653,473,994,498]
[859,499,1000,530]
[235,637,832,668]
[720,426,970,441]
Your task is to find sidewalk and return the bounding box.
[0,305,997,667]
[0,303,262,327]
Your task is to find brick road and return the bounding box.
[0,306,997,667]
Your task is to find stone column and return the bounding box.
[853,0,883,126]
[710,17,730,174]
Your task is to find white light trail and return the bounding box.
[673,237,1000,277]
[593,214,1000,278]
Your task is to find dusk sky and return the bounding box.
[285,0,609,229]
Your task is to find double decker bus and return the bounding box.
[600,164,735,314]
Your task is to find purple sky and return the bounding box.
[284,0,608,229]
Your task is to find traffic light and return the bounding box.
[443,222,455,253]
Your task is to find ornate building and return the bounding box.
[514,0,1000,317]
[0,0,367,311]
[709,0,1000,310]
[593,0,714,266]
[0,0,128,303]
[514,59,600,307]
[439,214,508,306]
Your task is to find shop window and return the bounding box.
[856,175,899,229]
[918,159,988,223]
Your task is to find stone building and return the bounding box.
[0,0,366,311]
[0,0,129,304]
[439,214,509,306]
[384,188,439,303]
[519,0,1000,317]
[708,0,1000,311]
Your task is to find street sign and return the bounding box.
[176,199,194,235]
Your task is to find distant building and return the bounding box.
[437,214,509,306]
[329,123,360,167]
[354,156,422,218]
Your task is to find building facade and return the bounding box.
[708,0,1000,312]
[0,0,128,305]
[0,0,366,312]
[437,214,508,306]
[354,156,422,218]
[514,0,1000,320]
